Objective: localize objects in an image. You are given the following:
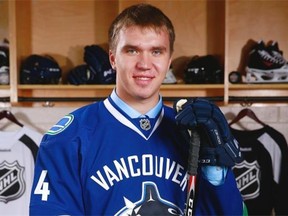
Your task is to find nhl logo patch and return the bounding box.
[0,161,25,203]
[232,160,260,200]
[139,118,151,131]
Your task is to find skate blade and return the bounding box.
[246,66,288,83]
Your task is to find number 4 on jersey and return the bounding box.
[34,170,50,201]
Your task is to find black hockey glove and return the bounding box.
[175,98,243,167]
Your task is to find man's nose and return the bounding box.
[136,53,152,70]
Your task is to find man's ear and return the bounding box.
[167,58,172,71]
[109,50,116,70]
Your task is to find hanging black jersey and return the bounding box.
[0,126,42,216]
[231,125,288,215]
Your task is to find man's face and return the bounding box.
[109,26,172,105]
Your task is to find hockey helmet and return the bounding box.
[84,45,116,84]
[0,46,9,84]
[184,55,224,84]
[67,64,98,85]
[20,55,62,84]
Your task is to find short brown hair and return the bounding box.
[108,3,175,54]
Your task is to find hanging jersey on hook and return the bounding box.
[231,125,288,215]
[0,126,42,216]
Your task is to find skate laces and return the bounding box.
[246,40,288,83]
[258,50,281,64]
[248,40,286,69]
[267,41,287,65]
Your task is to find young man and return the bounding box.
[30,4,244,215]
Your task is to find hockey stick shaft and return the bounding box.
[174,99,200,215]
[185,129,200,216]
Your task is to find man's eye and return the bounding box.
[152,50,162,56]
[127,49,137,54]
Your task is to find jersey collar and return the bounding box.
[110,89,162,118]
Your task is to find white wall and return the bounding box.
[0,106,76,134]
[1,105,288,145]
[223,106,288,142]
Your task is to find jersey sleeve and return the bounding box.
[29,114,85,215]
[194,167,244,215]
[273,130,288,215]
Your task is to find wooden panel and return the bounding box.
[8,0,18,102]
[229,89,288,97]
[17,84,224,99]
[160,84,224,97]
[0,0,8,40]
[226,0,288,74]
[16,0,32,61]
[14,84,225,107]
[18,84,114,98]
[15,0,118,82]
[229,84,288,97]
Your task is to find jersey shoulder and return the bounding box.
[40,101,105,147]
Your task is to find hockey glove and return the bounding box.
[175,98,243,167]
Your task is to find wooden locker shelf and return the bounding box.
[1,0,288,106]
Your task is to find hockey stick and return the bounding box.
[185,130,200,216]
[175,100,201,216]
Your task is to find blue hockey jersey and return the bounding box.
[30,96,243,215]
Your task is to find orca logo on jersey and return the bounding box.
[116,181,183,215]
[46,114,74,135]
[0,161,25,203]
[232,160,260,200]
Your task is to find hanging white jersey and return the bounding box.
[0,126,42,216]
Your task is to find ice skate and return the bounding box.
[246,40,288,83]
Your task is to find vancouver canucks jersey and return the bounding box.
[30,97,243,215]
[0,126,42,216]
[231,125,288,215]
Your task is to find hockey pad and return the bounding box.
[175,98,242,167]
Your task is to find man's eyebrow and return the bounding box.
[151,46,167,51]
[122,45,138,50]
[122,44,167,51]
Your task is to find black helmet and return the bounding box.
[184,55,224,84]
[67,64,98,85]
[84,45,116,84]
[20,55,62,84]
